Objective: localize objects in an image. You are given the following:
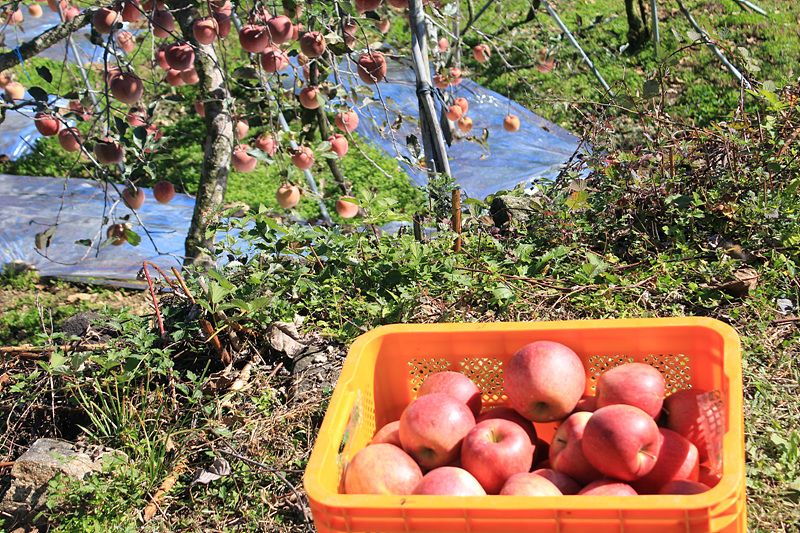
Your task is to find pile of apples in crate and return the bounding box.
[344,340,722,497]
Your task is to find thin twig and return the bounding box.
[216,446,313,532]
[171,267,196,304]
[142,261,165,336]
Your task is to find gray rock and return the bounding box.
[489,195,537,227]
[1,439,125,524]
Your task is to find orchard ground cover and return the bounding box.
[0,0,799,531]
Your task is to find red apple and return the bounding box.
[193,17,219,44]
[433,72,449,89]
[449,67,462,85]
[355,0,382,14]
[387,0,407,7]
[28,4,43,18]
[69,101,92,121]
[34,113,60,136]
[116,30,136,53]
[454,97,468,114]
[232,144,257,172]
[370,420,401,447]
[631,428,699,494]
[476,407,537,445]
[155,45,170,70]
[344,443,422,495]
[276,184,301,209]
[412,466,486,496]
[118,0,140,22]
[530,468,581,495]
[336,196,359,219]
[254,133,278,155]
[595,362,665,419]
[164,43,194,71]
[328,134,349,158]
[0,72,12,90]
[437,37,449,53]
[473,44,490,63]
[151,9,175,38]
[238,24,269,53]
[110,72,144,104]
[290,146,314,170]
[92,7,119,34]
[503,340,586,423]
[298,86,322,109]
[582,404,661,481]
[342,17,358,46]
[214,12,231,38]
[458,117,473,134]
[58,127,82,152]
[153,180,175,204]
[266,14,293,44]
[63,5,81,19]
[658,479,710,495]
[122,186,145,210]
[180,68,199,85]
[499,472,562,496]
[578,479,638,496]
[445,105,463,121]
[461,418,535,494]
[399,393,475,471]
[698,464,722,488]
[299,31,326,58]
[664,388,711,462]
[532,438,550,468]
[93,138,124,165]
[106,224,127,246]
[357,51,387,84]
[335,109,359,133]
[235,117,249,139]
[573,394,597,413]
[4,81,24,101]
[418,371,481,417]
[165,68,184,87]
[375,18,390,33]
[549,411,604,485]
[260,47,289,73]
[503,114,520,132]
[194,100,205,117]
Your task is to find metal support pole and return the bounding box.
[677,0,752,90]
[541,0,614,97]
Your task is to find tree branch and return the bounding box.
[0,4,111,74]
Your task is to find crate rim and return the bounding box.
[305,317,743,514]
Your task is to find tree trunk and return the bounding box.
[173,3,234,268]
[624,0,649,48]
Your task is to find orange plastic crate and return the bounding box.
[304,318,745,533]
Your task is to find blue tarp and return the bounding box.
[0,19,585,281]
[338,56,584,201]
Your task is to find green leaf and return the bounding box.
[114,116,128,137]
[124,229,141,246]
[35,226,57,250]
[642,78,660,98]
[36,66,53,84]
[29,86,49,102]
[206,269,235,290]
[491,285,514,300]
[406,134,421,159]
[207,282,230,305]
